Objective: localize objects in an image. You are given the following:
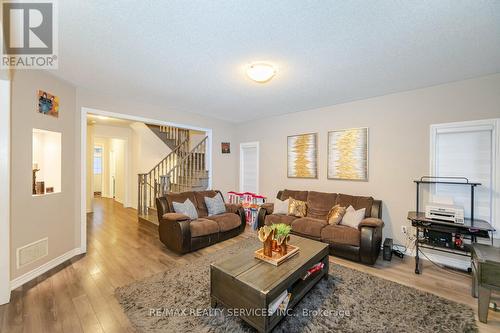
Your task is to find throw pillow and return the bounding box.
[340,205,366,229]
[204,193,226,216]
[172,198,198,220]
[288,198,307,217]
[327,204,347,225]
[273,198,289,215]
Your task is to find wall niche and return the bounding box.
[32,129,61,196]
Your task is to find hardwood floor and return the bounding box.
[1,197,499,332]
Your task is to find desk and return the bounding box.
[407,212,495,274]
[471,243,500,323]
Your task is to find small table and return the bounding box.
[407,211,495,274]
[471,243,500,323]
[210,235,329,333]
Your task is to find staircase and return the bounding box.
[138,125,209,221]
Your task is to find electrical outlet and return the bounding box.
[401,226,407,234]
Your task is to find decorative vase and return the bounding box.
[263,238,273,257]
[272,239,278,251]
[280,241,288,257]
[279,240,288,256]
[258,226,274,257]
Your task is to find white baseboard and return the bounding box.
[403,247,470,271]
[10,248,82,290]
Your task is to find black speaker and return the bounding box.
[383,238,393,261]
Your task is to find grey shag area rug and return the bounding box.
[115,237,477,333]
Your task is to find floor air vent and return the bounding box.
[17,238,48,268]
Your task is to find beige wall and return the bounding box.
[236,73,500,245]
[11,71,77,280]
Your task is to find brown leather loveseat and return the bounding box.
[257,189,384,265]
[156,190,246,254]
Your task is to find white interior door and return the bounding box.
[109,150,116,198]
[240,142,259,194]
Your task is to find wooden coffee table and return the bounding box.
[210,235,329,333]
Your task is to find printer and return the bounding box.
[425,203,465,224]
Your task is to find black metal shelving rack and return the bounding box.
[409,176,495,274]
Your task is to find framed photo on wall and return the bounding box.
[221,142,230,154]
[328,127,368,181]
[287,133,318,178]
[37,90,59,118]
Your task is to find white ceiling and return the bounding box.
[57,1,500,123]
[87,114,135,126]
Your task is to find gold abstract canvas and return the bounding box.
[287,133,317,178]
[328,128,368,180]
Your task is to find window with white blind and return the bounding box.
[430,119,499,235]
[240,142,259,194]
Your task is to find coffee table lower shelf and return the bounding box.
[210,236,329,333]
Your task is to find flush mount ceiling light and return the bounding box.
[246,62,276,83]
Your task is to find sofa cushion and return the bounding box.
[190,218,219,237]
[193,190,219,217]
[166,192,197,213]
[280,189,309,202]
[265,214,297,226]
[273,198,289,215]
[327,204,347,225]
[340,206,366,229]
[288,198,307,217]
[336,193,374,217]
[306,191,338,220]
[291,217,327,238]
[206,213,241,232]
[172,199,198,220]
[321,224,360,247]
[204,193,226,216]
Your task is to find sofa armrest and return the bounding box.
[225,203,242,214]
[257,207,272,229]
[358,217,384,230]
[161,213,191,222]
[158,216,191,254]
[260,203,274,215]
[359,225,383,265]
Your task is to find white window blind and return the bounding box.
[240,143,259,194]
[431,122,497,228]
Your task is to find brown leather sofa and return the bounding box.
[156,190,246,254]
[257,189,384,265]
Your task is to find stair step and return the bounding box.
[169,183,207,193]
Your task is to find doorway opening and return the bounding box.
[82,108,213,252]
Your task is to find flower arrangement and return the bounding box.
[273,224,292,256]
[258,223,292,257]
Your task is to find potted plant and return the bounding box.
[258,226,274,257]
[273,223,292,256]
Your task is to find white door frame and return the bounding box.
[0,78,11,304]
[80,107,213,253]
[239,141,260,194]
